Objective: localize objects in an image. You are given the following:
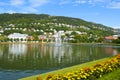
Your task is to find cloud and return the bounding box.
[21,0,50,13]
[74,0,86,4]
[87,0,110,5]
[29,0,50,7]
[10,0,25,6]
[6,7,39,14]
[85,0,120,9]
[1,0,120,14]
[7,10,16,14]
[65,0,111,6]
[92,0,105,3]
[21,7,38,13]
[9,0,50,7]
[108,2,120,9]
[5,0,50,13]
[59,0,70,5]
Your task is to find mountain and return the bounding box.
[0,13,114,37]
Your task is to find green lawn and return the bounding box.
[19,58,109,80]
[98,68,120,80]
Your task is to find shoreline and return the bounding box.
[0,41,55,44]
[0,42,120,45]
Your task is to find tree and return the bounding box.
[0,36,5,42]
[61,35,65,42]
[33,34,38,41]
[74,34,80,42]
[20,38,23,42]
[97,37,104,43]
[112,37,120,44]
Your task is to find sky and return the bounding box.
[0,0,120,29]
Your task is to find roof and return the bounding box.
[105,36,114,40]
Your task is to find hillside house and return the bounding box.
[0,29,4,33]
[105,35,119,42]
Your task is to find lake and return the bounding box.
[0,43,120,80]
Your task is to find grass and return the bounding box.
[98,68,120,80]
[19,58,109,80]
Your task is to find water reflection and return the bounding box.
[0,43,120,80]
[9,44,27,55]
[0,44,120,70]
[105,47,118,55]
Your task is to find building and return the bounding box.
[8,33,28,41]
[105,36,117,42]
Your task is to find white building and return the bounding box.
[113,35,120,39]
[8,33,28,40]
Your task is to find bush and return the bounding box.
[112,39,120,44]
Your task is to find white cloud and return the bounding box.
[8,0,50,13]
[7,10,16,14]
[73,0,105,6]
[6,7,39,13]
[20,0,50,13]
[92,0,105,2]
[59,0,70,5]
[87,0,120,9]
[10,0,25,6]
[88,0,110,5]
[75,0,86,4]
[29,0,50,7]
[108,2,120,9]
[22,7,38,13]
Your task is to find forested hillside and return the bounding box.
[0,13,115,43]
[0,13,114,36]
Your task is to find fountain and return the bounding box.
[53,31,63,46]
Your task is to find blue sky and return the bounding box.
[0,0,120,28]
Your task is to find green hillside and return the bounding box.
[0,13,115,43]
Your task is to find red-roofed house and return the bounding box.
[105,36,117,42]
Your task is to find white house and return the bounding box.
[0,29,4,33]
[65,31,82,34]
[8,33,28,41]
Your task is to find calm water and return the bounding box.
[0,43,120,80]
